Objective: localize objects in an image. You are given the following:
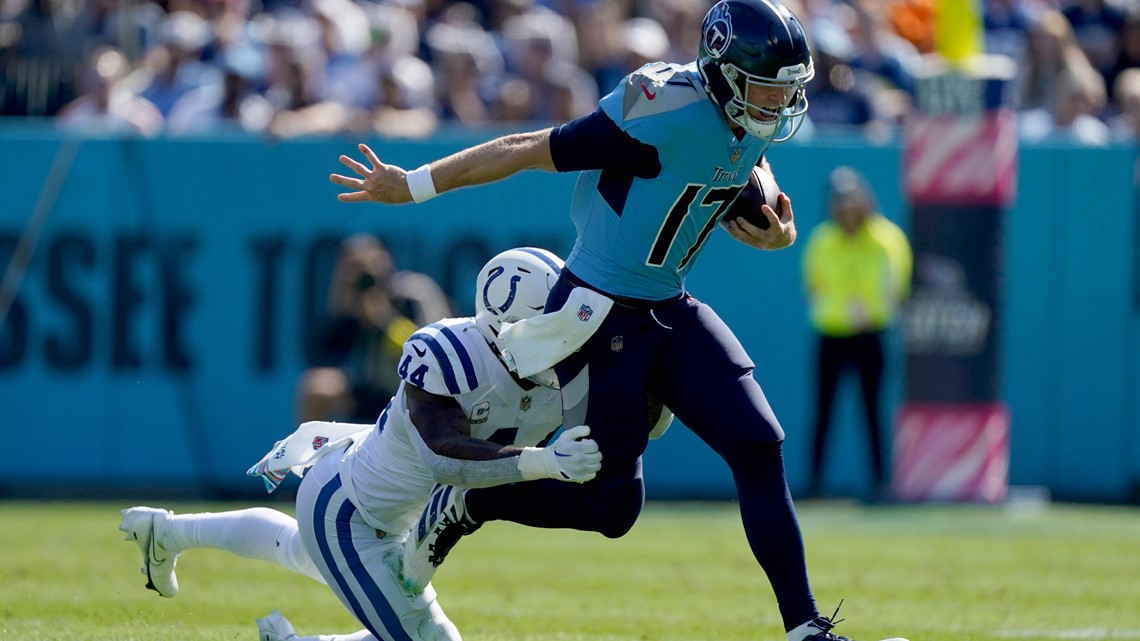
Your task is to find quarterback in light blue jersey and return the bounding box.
[331,1,907,640]
[568,60,777,299]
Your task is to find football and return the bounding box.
[722,165,780,230]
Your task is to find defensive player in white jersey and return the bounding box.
[118,247,605,641]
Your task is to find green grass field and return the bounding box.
[1,500,1138,641]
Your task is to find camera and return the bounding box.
[357,273,377,292]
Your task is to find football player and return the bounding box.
[119,247,605,641]
[329,1,907,640]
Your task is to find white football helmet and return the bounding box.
[474,246,563,357]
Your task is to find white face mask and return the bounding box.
[721,62,812,142]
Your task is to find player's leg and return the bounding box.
[809,334,844,497]
[119,505,323,598]
[652,299,909,641]
[853,331,886,490]
[650,296,819,634]
[296,454,461,641]
[402,464,646,592]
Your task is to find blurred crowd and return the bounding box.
[1,0,1139,142]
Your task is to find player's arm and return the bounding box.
[330,131,554,205]
[403,384,601,486]
[405,384,517,461]
[330,110,659,205]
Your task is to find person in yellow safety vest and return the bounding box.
[801,166,912,500]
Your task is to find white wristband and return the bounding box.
[406,164,438,203]
[516,447,551,481]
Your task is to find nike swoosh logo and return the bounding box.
[640,82,656,100]
[554,451,571,457]
[413,345,426,357]
[149,535,167,565]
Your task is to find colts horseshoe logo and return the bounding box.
[482,266,523,315]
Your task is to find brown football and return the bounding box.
[722,165,780,230]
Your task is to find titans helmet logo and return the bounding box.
[703,1,732,59]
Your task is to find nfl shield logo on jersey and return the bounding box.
[578,304,593,321]
[520,395,532,411]
[611,336,624,352]
[312,435,329,450]
[731,148,742,164]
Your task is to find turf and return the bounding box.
[1,500,1138,641]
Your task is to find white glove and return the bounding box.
[517,424,602,483]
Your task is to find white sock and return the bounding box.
[161,508,323,581]
[787,617,827,641]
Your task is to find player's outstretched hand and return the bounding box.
[724,192,797,250]
[517,424,602,483]
[329,143,414,204]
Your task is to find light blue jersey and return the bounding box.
[564,62,768,300]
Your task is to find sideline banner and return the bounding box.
[895,55,1016,503]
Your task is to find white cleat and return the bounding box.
[118,506,180,598]
[257,609,300,641]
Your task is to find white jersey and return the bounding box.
[340,317,562,534]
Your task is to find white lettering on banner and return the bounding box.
[916,73,986,116]
[902,255,992,355]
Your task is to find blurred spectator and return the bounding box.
[263,29,349,136]
[545,61,597,121]
[888,0,935,54]
[646,0,702,65]
[1110,67,1140,138]
[573,0,631,94]
[165,47,272,133]
[71,0,166,60]
[310,0,371,105]
[1,0,85,115]
[802,166,912,500]
[804,20,877,131]
[984,0,1037,63]
[133,11,222,117]
[1022,62,1111,144]
[1018,8,1097,112]
[324,2,421,110]
[623,16,669,69]
[56,46,163,135]
[298,234,451,423]
[847,0,920,98]
[368,54,439,137]
[426,20,502,124]
[500,10,579,120]
[1106,7,1140,102]
[9,0,1132,140]
[1062,0,1125,90]
[491,75,539,120]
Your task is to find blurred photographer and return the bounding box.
[297,234,424,422]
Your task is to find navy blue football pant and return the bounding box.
[465,271,818,630]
